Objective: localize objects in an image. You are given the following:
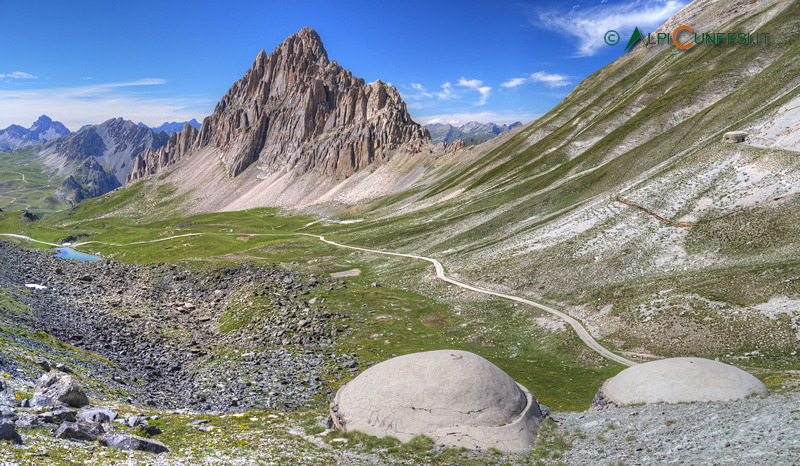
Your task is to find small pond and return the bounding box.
[53,247,104,262]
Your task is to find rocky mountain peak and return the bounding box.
[0,115,72,151]
[31,115,53,127]
[129,27,429,182]
[278,26,328,63]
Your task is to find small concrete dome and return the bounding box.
[601,357,769,405]
[329,350,541,452]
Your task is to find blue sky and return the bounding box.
[0,0,688,130]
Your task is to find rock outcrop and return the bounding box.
[56,158,122,203]
[128,27,429,183]
[54,420,105,441]
[99,433,171,453]
[29,371,89,408]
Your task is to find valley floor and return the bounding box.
[0,210,797,464]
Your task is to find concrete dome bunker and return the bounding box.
[329,349,543,452]
[598,357,770,406]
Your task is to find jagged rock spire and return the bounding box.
[129,27,429,183]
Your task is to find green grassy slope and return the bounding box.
[0,148,68,213]
[312,1,800,376]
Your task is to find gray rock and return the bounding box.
[0,419,22,444]
[99,433,170,453]
[54,420,104,441]
[186,419,210,427]
[0,381,18,407]
[37,407,77,424]
[77,407,118,424]
[30,371,89,408]
[122,414,148,428]
[14,412,39,429]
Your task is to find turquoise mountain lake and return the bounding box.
[53,247,104,262]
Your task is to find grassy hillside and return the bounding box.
[0,148,68,213]
[315,0,800,376]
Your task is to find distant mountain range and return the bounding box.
[0,115,72,151]
[138,119,202,135]
[0,116,200,204]
[424,121,522,145]
[0,118,168,205]
[42,118,169,203]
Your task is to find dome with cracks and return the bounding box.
[329,349,542,452]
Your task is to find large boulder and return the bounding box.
[30,371,89,408]
[0,419,22,444]
[54,420,104,441]
[99,433,170,454]
[37,407,77,424]
[599,357,770,406]
[329,350,542,452]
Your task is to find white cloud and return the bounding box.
[0,79,211,129]
[529,71,570,87]
[457,78,483,89]
[403,78,494,106]
[401,81,460,102]
[457,77,492,106]
[501,71,571,89]
[0,71,37,80]
[535,0,687,57]
[413,111,539,126]
[410,82,431,98]
[435,82,459,100]
[500,77,527,89]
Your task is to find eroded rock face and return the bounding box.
[329,350,542,452]
[598,357,770,407]
[128,27,429,183]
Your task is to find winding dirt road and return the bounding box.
[0,233,60,247]
[2,230,637,366]
[303,234,637,367]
